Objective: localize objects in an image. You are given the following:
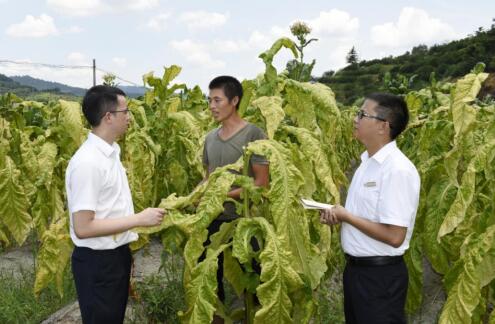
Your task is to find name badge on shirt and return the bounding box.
[364,181,377,187]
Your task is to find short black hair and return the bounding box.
[82,85,126,127]
[366,92,409,139]
[208,76,243,110]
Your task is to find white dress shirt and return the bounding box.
[341,141,420,256]
[66,132,138,249]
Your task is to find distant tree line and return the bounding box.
[317,21,495,105]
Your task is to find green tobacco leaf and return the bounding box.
[438,225,495,324]
[123,130,157,211]
[179,243,230,324]
[246,140,327,289]
[36,141,58,189]
[258,38,298,96]
[245,140,303,228]
[18,130,40,185]
[239,80,256,117]
[0,227,10,246]
[0,156,32,245]
[423,176,457,274]
[404,234,424,313]
[233,217,305,324]
[438,141,494,240]
[58,100,85,148]
[34,216,73,296]
[32,176,65,236]
[451,71,488,141]
[251,96,285,139]
[284,125,340,204]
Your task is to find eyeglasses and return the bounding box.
[109,109,130,114]
[357,110,387,122]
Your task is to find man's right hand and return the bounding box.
[137,208,165,227]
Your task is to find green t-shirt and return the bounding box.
[203,123,268,220]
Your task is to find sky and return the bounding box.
[0,0,493,90]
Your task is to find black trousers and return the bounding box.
[343,258,408,324]
[199,219,260,302]
[71,244,132,324]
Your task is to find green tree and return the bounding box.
[346,46,359,65]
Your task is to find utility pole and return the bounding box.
[92,59,96,86]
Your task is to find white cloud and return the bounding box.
[112,57,127,67]
[46,0,157,16]
[6,14,59,38]
[371,7,458,48]
[146,13,170,31]
[67,52,88,65]
[46,0,107,16]
[124,0,159,10]
[170,39,225,69]
[178,11,229,31]
[212,40,249,53]
[308,9,359,36]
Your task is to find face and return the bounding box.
[207,88,238,122]
[353,99,386,143]
[108,95,130,136]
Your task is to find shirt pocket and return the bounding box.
[359,178,380,221]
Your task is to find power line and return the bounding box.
[0,59,91,69]
[0,59,143,86]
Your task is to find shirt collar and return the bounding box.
[88,132,119,157]
[360,141,397,164]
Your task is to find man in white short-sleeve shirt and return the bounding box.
[66,85,165,324]
[320,93,420,324]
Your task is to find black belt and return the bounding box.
[345,253,403,266]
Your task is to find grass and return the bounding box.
[0,267,76,324]
[315,271,346,324]
[129,251,186,324]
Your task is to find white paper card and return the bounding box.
[300,198,333,210]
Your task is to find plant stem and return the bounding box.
[242,152,251,218]
[245,291,255,324]
[242,151,255,324]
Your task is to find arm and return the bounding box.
[73,207,164,239]
[320,206,407,248]
[227,163,269,199]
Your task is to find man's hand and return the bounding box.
[136,208,165,227]
[320,206,339,225]
[320,205,350,226]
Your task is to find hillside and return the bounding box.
[10,75,87,96]
[317,23,495,105]
[10,75,147,98]
[0,74,37,97]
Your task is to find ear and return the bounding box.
[101,111,111,124]
[231,96,239,107]
[377,120,388,135]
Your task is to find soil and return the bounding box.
[0,240,163,324]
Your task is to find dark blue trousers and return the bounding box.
[71,244,132,324]
[343,259,408,324]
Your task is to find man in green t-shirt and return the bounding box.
[201,75,269,323]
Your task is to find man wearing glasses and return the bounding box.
[320,93,420,324]
[66,85,165,323]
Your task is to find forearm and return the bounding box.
[343,213,406,248]
[227,187,242,199]
[74,215,139,239]
[227,178,268,200]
